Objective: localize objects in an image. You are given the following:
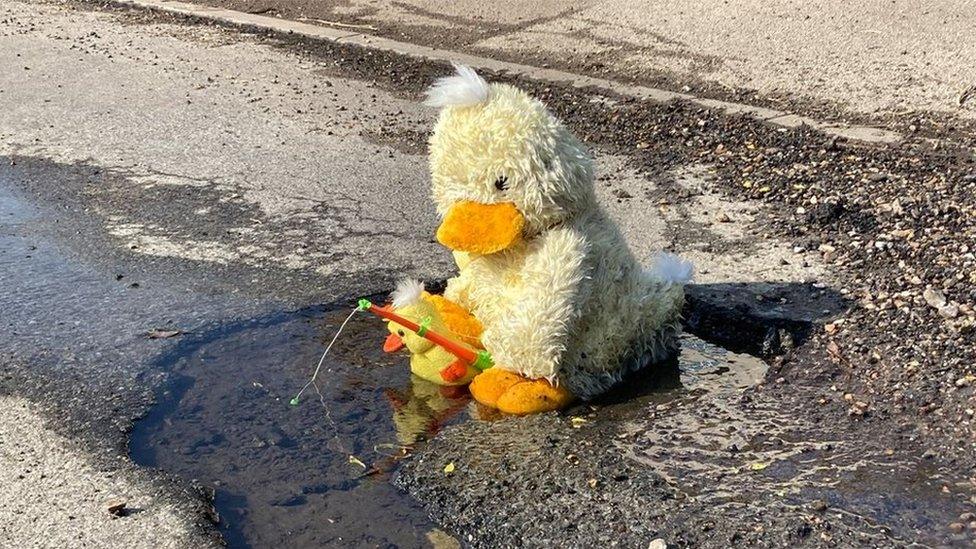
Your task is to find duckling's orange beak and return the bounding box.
[383,333,405,353]
[436,201,524,255]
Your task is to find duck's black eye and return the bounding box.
[494,175,509,191]
[397,330,405,337]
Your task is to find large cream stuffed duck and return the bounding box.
[424,65,693,415]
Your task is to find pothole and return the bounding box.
[129,300,773,547]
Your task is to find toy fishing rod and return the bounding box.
[291,297,493,406]
[355,298,494,371]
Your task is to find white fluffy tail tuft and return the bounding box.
[391,278,425,309]
[650,252,694,285]
[424,63,490,108]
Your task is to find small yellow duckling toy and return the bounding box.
[382,279,481,386]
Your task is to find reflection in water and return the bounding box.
[385,377,470,447]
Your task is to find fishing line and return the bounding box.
[312,378,350,455]
[291,308,359,406]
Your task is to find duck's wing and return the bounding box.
[424,293,484,349]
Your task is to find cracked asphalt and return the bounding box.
[2,1,975,547]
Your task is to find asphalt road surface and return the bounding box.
[2,1,974,547]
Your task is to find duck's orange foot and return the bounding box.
[497,378,574,415]
[469,368,525,407]
[470,369,575,415]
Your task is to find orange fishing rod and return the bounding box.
[356,298,494,371]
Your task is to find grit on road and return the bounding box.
[1,0,974,547]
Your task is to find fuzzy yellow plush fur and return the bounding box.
[425,65,693,405]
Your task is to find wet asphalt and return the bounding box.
[3,1,976,547]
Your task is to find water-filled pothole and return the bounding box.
[130,303,769,547]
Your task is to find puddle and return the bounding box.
[391,333,972,547]
[131,302,778,547]
[130,304,463,547]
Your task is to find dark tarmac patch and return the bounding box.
[1,154,404,308]
[0,178,227,545]
[396,338,972,548]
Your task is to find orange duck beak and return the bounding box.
[383,333,405,353]
[436,201,524,255]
